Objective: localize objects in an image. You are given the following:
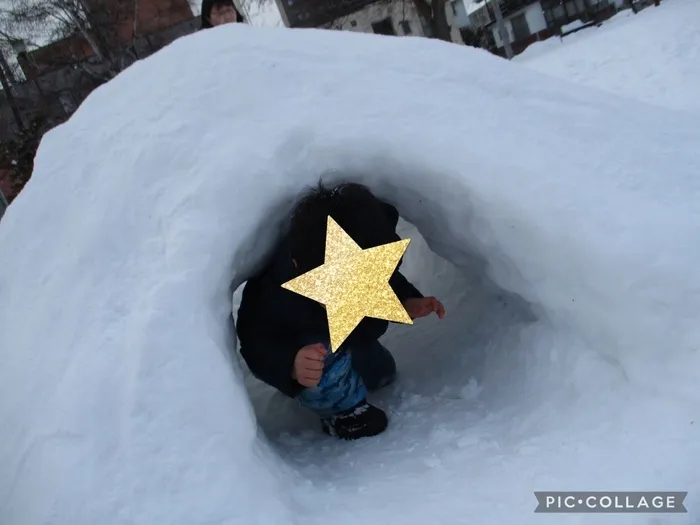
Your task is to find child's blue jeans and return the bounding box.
[296,338,396,417]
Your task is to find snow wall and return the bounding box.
[1,23,699,524]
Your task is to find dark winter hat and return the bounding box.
[201,0,246,29]
[287,182,398,274]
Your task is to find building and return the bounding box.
[540,0,619,29]
[274,0,467,43]
[449,0,477,42]
[17,0,195,81]
[467,0,620,56]
[274,0,379,28]
[1,0,198,138]
[0,0,199,201]
[323,1,433,38]
[471,0,552,54]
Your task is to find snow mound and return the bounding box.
[517,0,700,113]
[1,23,699,525]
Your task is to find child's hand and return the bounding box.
[292,343,327,387]
[402,297,446,320]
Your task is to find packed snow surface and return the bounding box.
[517,0,700,113]
[1,7,699,525]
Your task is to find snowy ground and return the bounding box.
[1,2,699,524]
[517,0,700,113]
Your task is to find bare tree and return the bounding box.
[0,0,174,81]
[0,50,25,131]
[0,0,180,201]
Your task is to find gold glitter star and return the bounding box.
[282,216,413,351]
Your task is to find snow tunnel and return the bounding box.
[1,22,699,525]
[231,171,538,444]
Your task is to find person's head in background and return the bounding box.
[201,0,245,29]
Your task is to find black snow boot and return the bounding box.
[321,400,388,440]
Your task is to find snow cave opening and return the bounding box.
[228,177,538,450]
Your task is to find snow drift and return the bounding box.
[1,22,699,525]
[517,0,700,113]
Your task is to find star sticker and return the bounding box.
[282,216,413,351]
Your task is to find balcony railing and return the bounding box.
[467,0,539,27]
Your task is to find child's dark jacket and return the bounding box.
[235,203,423,398]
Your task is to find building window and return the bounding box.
[469,5,492,28]
[400,20,412,34]
[510,12,530,41]
[350,20,357,27]
[371,18,396,35]
[542,0,594,27]
[543,3,567,27]
[418,13,434,37]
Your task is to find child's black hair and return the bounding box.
[200,0,245,29]
[288,181,397,274]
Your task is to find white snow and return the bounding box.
[1,4,700,524]
[560,19,586,33]
[517,0,700,113]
